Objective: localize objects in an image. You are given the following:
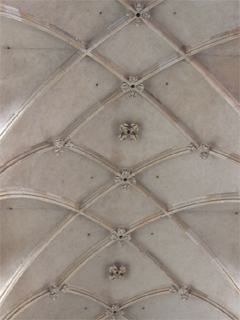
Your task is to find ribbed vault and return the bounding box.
[0,0,239,319]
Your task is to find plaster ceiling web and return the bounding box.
[0,0,239,319]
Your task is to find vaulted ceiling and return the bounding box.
[0,0,240,319]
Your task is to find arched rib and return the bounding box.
[0,289,49,320]
[67,285,109,308]
[210,148,240,165]
[143,0,166,12]
[0,181,117,307]
[127,210,163,233]
[133,146,190,175]
[139,55,184,83]
[0,141,119,179]
[57,237,114,285]
[190,289,239,320]
[168,193,240,214]
[0,187,78,211]
[69,143,119,175]
[88,50,128,82]
[128,192,240,233]
[0,52,84,143]
[0,212,78,308]
[60,87,124,141]
[120,287,238,320]
[121,286,172,308]
[171,214,240,294]
[0,5,85,51]
[186,27,240,55]
[143,18,240,114]
[93,313,108,320]
[128,239,182,287]
[133,181,168,214]
[0,142,53,177]
[138,89,202,146]
[1,287,109,320]
[117,0,135,12]
[139,27,240,83]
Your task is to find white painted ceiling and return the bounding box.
[0,0,240,319]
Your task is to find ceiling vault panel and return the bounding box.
[0,0,239,319]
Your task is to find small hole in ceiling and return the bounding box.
[235,212,238,215]
[136,13,141,18]
[7,46,10,49]
[119,235,123,239]
[9,207,13,210]
[142,307,145,310]
[156,176,159,178]
[166,82,169,85]
[96,83,98,86]
[174,12,176,14]
[87,233,90,236]
[99,12,102,14]
[91,176,93,179]
[131,85,135,88]
[123,178,127,181]
[85,307,87,310]
[151,233,154,235]
[127,130,131,134]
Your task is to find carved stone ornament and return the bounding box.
[52,138,73,156]
[49,284,68,299]
[179,286,190,301]
[119,123,139,141]
[109,265,126,280]
[188,142,198,152]
[170,285,178,293]
[115,170,136,189]
[121,76,144,98]
[126,4,151,27]
[200,143,210,160]
[111,228,131,246]
[105,304,124,319]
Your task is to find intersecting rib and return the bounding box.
[0,52,84,143]
[133,146,190,175]
[138,89,202,146]
[60,88,124,141]
[128,239,182,287]
[0,142,53,177]
[0,181,117,307]
[143,18,240,114]
[171,214,240,294]
[133,180,168,214]
[57,237,114,285]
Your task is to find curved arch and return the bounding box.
[139,27,240,83]
[133,146,240,176]
[128,239,182,287]
[0,181,117,307]
[68,143,119,174]
[190,289,239,320]
[0,5,85,51]
[0,143,53,178]
[0,52,84,144]
[57,237,114,285]
[0,287,109,320]
[119,287,238,320]
[133,146,190,175]
[0,140,120,179]
[121,286,172,308]
[66,286,109,308]
[0,187,78,211]
[0,289,49,320]
[168,193,240,214]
